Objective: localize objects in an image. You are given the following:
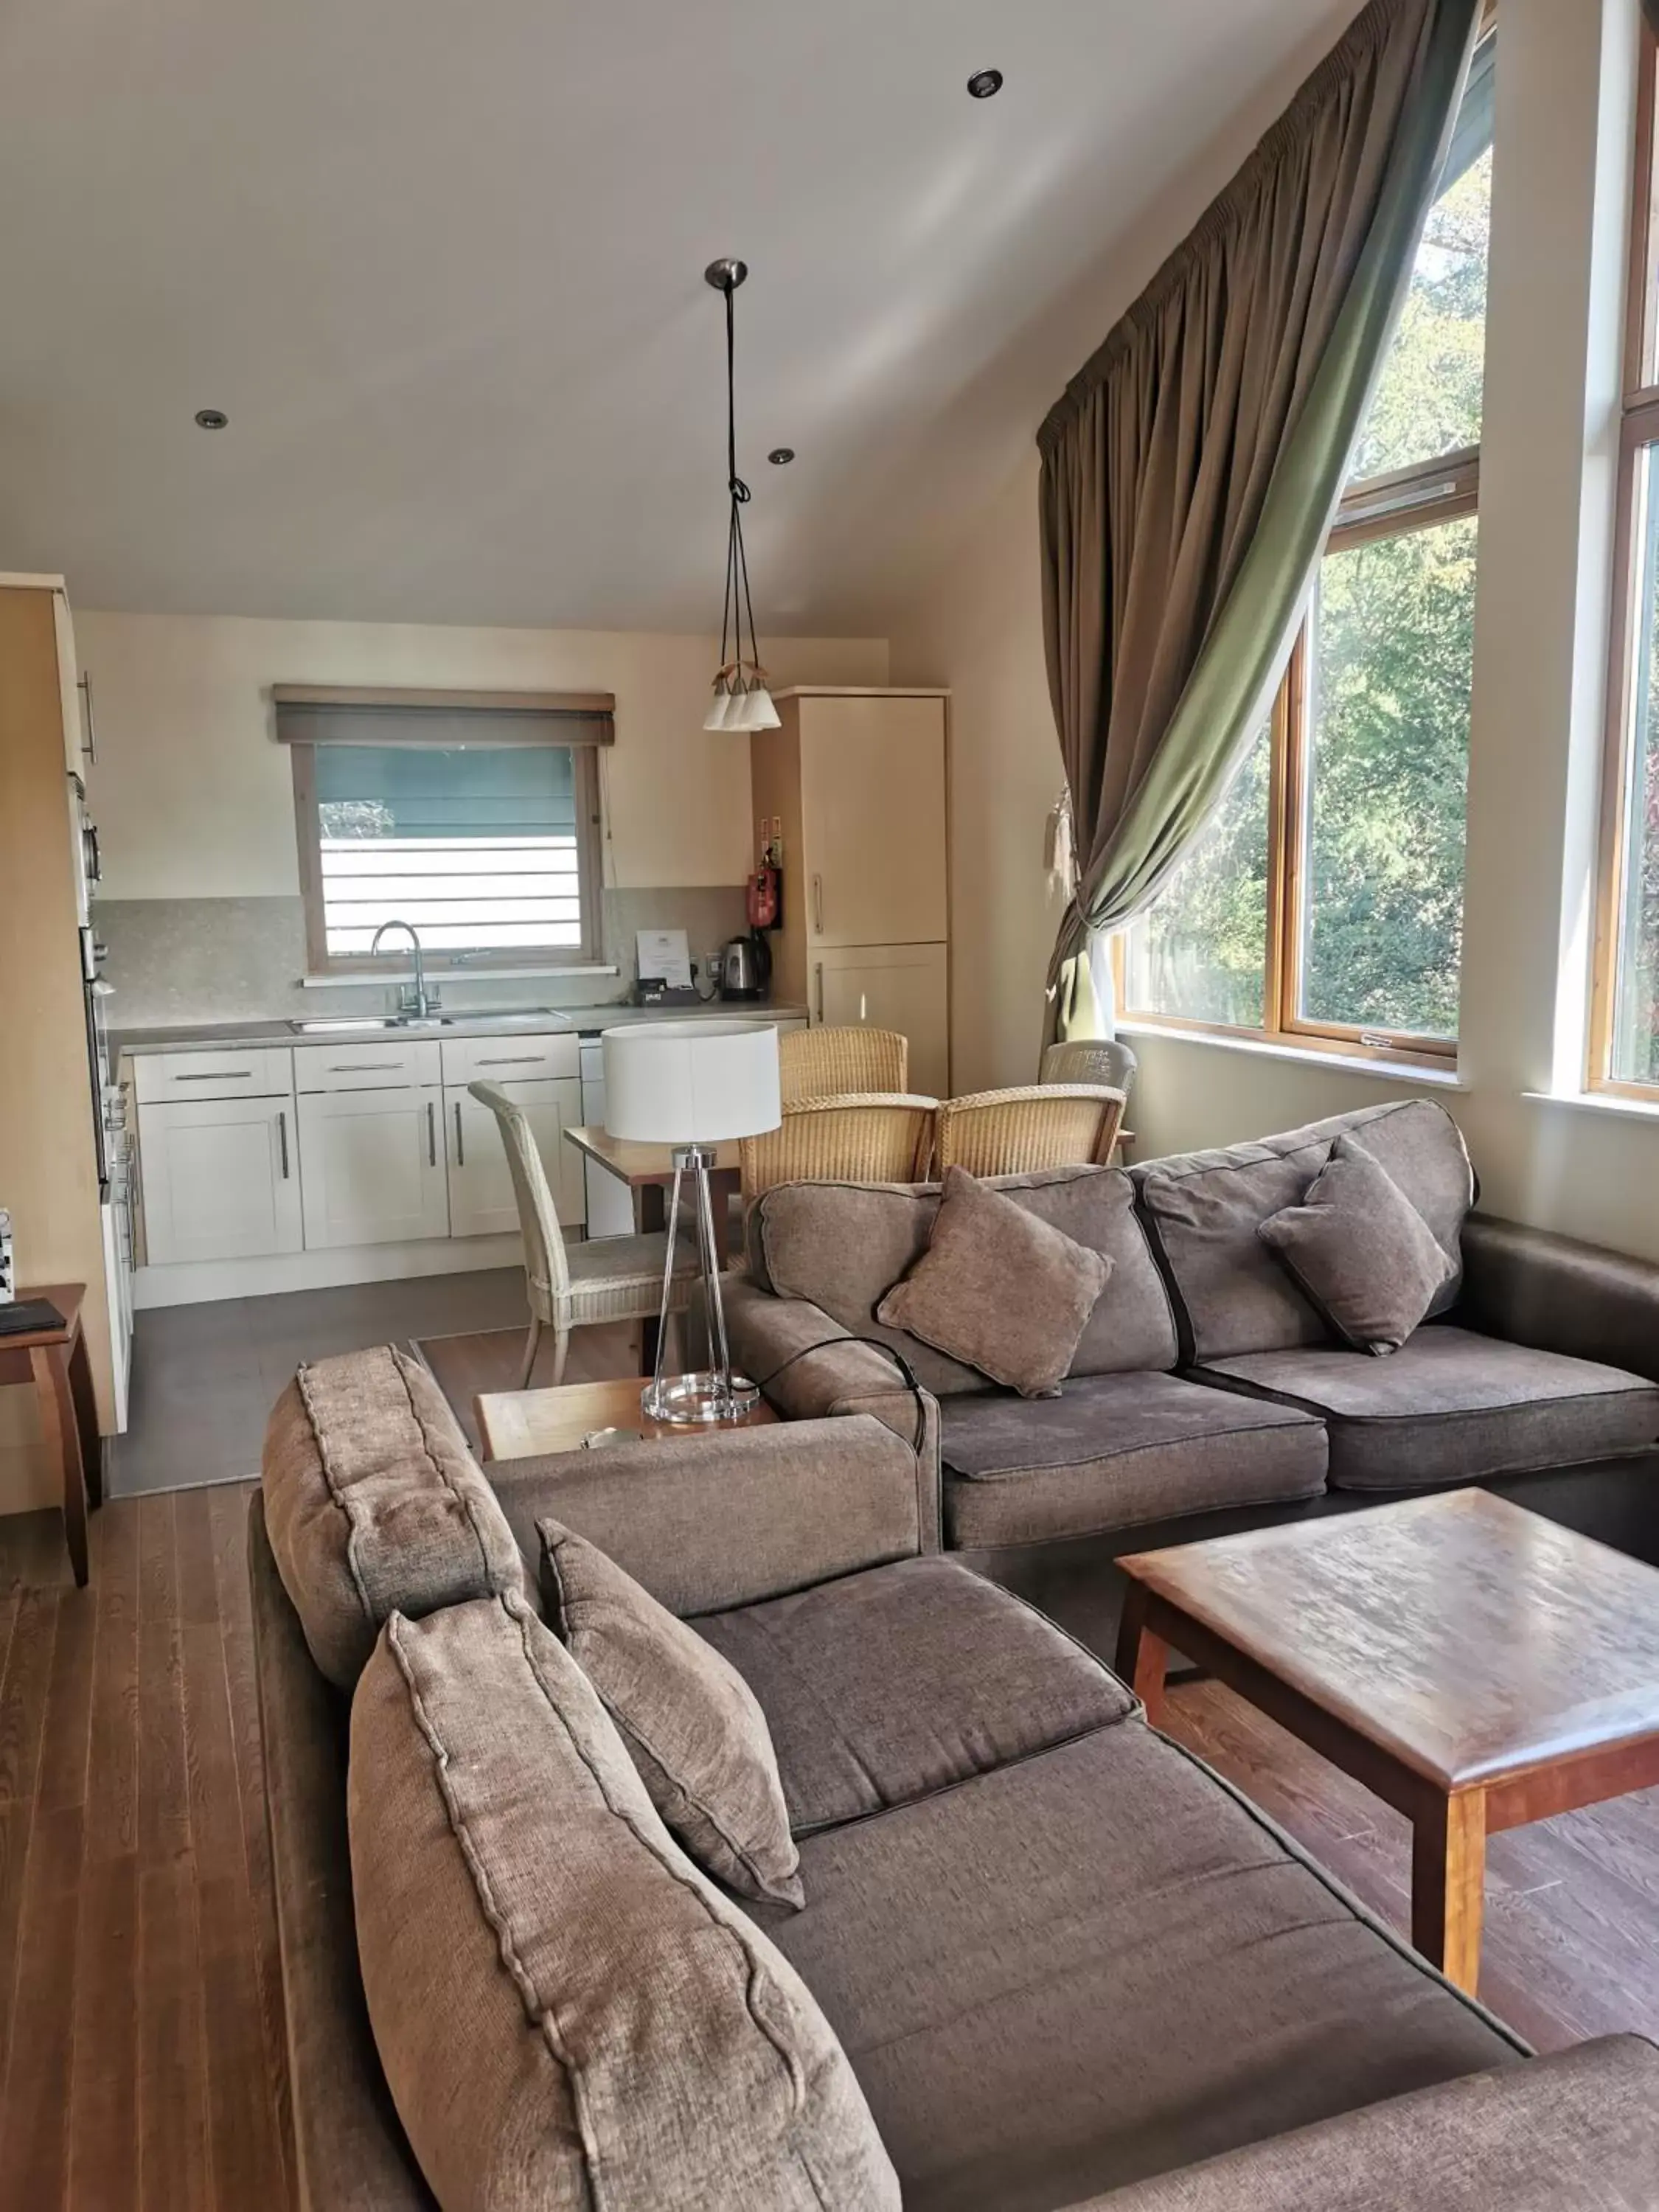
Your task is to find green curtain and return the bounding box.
[1038,0,1481,1041]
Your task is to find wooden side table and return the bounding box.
[0,1284,100,1585]
[476,1373,776,1462]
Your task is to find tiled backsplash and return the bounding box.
[98,889,749,1026]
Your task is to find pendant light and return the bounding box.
[702,258,780,733]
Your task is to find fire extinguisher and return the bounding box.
[747,863,780,931]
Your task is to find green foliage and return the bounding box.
[1130,153,1490,1039]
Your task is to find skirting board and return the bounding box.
[133,1231,526,1309]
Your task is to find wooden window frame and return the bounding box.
[290,737,606,978]
[1118,445,1479,1072]
[1589,27,1659,1099]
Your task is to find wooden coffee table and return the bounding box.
[1115,1489,1659,1996]
[475,1373,776,1462]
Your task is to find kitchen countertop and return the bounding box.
[112,1003,809,1058]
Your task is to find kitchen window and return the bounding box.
[1592,27,1659,1097]
[1121,32,1492,1068]
[277,686,611,976]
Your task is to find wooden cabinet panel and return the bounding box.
[440,1032,580,1085]
[133,1046,293,1104]
[446,1078,583,1239]
[799,696,947,947]
[293,1040,442,1093]
[297,1087,450,1249]
[813,942,950,1097]
[139,1096,302,1265]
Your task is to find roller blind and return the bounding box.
[273,684,614,746]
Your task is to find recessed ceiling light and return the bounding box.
[967,68,1003,99]
[768,448,795,466]
[194,408,229,429]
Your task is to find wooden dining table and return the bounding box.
[563,1126,744,1265]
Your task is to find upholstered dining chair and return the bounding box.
[935,1084,1127,1178]
[469,1081,697,1388]
[1040,1036,1138,1100]
[738,1093,938,1204]
[779,1025,909,1105]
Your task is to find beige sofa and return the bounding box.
[250,1345,1659,2210]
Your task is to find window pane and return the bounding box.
[1123,721,1271,1029]
[1613,447,1659,1085]
[315,744,584,954]
[1347,144,1491,484]
[1297,515,1476,1039]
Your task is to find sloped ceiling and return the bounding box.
[0,0,1354,631]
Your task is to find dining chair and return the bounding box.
[935,1084,1127,1178]
[1040,1036,1138,1100]
[779,1025,909,1105]
[469,1081,697,1388]
[738,1093,939,1203]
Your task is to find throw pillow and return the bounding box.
[538,1520,804,1908]
[874,1165,1111,1398]
[1258,1133,1455,1354]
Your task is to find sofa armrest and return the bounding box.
[487,1413,932,1617]
[1459,1213,1659,1383]
[1075,2037,1659,2211]
[718,1270,942,1549]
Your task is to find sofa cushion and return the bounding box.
[748,1165,1179,1394]
[875,1166,1110,1397]
[1133,1101,1474,1364]
[1259,1133,1455,1354]
[692,1557,1134,1834]
[938,1371,1327,1548]
[349,1593,900,2212]
[262,1344,527,1689]
[1194,1326,1659,1490]
[539,1521,803,1907]
[748,1722,1520,2212]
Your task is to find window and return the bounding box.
[1593,33,1659,1095]
[1122,48,1492,1068]
[278,686,610,975]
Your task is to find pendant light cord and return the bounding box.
[720,277,762,678]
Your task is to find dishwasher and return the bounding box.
[580,1041,636,1238]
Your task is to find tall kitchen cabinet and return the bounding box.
[750,689,950,1096]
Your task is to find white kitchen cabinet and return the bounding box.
[812,943,950,1096]
[138,1095,302,1265]
[297,1086,450,1250]
[446,1078,584,1239]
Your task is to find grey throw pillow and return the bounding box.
[874,1165,1112,1398]
[539,1520,804,1908]
[1258,1133,1455,1354]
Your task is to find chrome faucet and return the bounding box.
[369,919,439,1020]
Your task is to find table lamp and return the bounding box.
[600,1018,781,1422]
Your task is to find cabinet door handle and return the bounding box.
[78,672,97,764]
[476,1054,543,1066]
[453,1099,465,1166]
[277,1109,290,1180]
[329,1062,394,1073]
[427,1099,437,1167]
[814,963,824,1023]
[812,873,824,935]
[174,1069,251,1081]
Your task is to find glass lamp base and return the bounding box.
[641,1369,761,1425]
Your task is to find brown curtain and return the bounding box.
[1039,0,1480,1040]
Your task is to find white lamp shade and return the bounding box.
[602,1019,781,1144]
[701,686,734,732]
[742,683,782,731]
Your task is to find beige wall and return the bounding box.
[81,612,888,899]
[893,0,1659,1265]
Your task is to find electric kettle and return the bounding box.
[719,933,770,1001]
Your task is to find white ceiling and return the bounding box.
[0,0,1354,634]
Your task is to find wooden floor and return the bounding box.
[3,1478,1658,2211]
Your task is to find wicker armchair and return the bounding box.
[739,1093,939,1203]
[469,1081,696,1387]
[779,1026,908,1105]
[935,1084,1127,1178]
[1040,1037,1137,1099]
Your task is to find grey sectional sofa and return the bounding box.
[250,1346,1659,2210]
[720,1100,1659,1638]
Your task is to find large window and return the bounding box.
[1123,47,1492,1068]
[1594,33,1659,1095]
[279,687,609,976]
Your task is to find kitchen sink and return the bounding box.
[288,1007,571,1035]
